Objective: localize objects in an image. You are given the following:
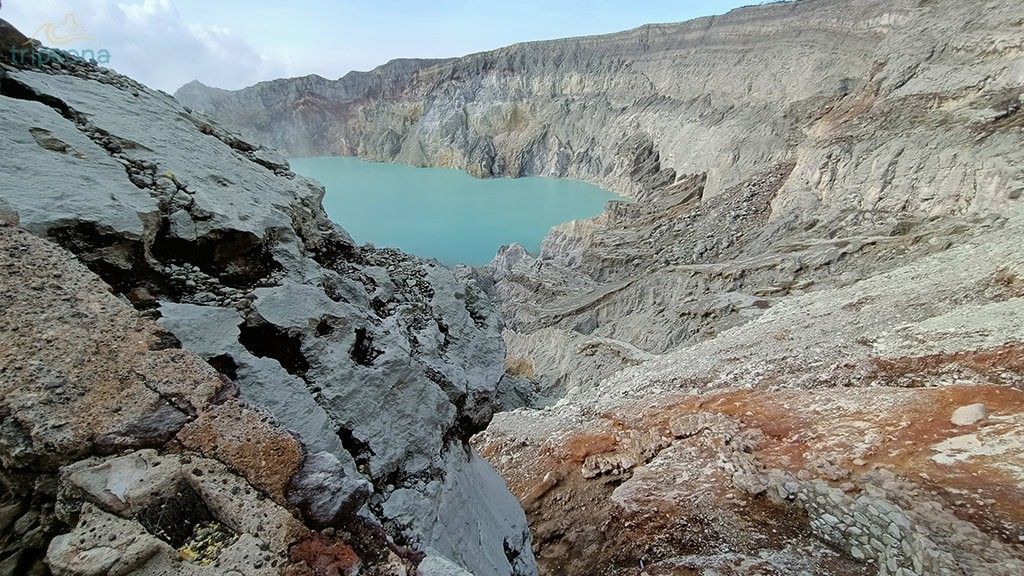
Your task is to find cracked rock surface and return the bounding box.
[5,0,1024,573]
[0,18,534,576]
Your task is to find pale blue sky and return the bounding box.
[1,1,767,92]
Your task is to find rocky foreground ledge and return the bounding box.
[0,19,534,576]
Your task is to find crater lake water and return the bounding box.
[289,157,624,266]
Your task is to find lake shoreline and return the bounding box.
[289,156,625,267]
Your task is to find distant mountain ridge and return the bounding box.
[175,0,913,199]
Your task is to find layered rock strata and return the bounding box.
[177,0,1022,210]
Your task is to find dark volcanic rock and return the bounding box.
[288,452,373,529]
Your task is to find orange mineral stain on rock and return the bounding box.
[290,533,362,576]
[177,399,304,504]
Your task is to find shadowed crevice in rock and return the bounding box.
[151,224,282,289]
[504,538,526,572]
[0,484,57,576]
[336,427,375,471]
[238,322,309,378]
[370,296,391,318]
[206,354,239,381]
[134,483,215,548]
[444,411,490,448]
[0,76,77,120]
[350,327,384,366]
[315,317,336,337]
[149,329,183,352]
[45,222,160,296]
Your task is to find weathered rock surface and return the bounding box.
[0,19,535,576]
[950,404,988,427]
[0,226,309,575]
[0,231,220,469]
[6,0,1024,572]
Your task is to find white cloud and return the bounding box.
[0,0,292,92]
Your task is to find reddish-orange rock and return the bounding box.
[177,399,304,504]
[290,533,362,576]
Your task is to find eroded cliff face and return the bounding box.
[473,1,1024,574]
[178,0,898,193]
[175,0,1023,210]
[0,19,534,576]
[478,0,1024,387]
[185,1,1024,575]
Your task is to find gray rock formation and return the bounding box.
[0,18,535,576]
[287,451,373,529]
[175,57,454,158]
[6,0,1024,572]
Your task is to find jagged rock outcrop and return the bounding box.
[0,224,385,576]
[0,18,535,576]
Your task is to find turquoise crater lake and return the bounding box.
[289,157,624,266]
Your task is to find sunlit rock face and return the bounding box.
[177,0,1020,214]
